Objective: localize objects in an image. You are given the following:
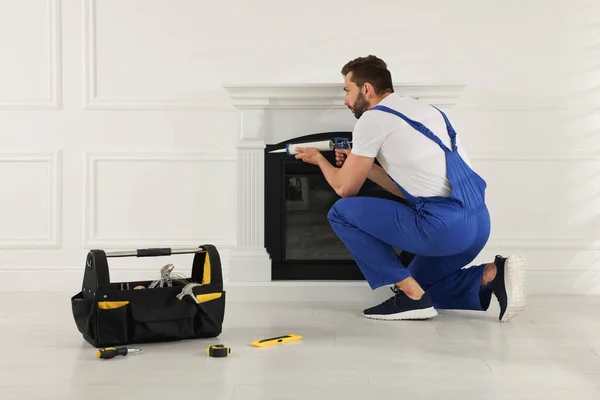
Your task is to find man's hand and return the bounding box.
[335,149,351,167]
[295,147,325,165]
[295,146,373,198]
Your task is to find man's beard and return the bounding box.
[349,92,370,119]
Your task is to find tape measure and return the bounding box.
[206,344,231,358]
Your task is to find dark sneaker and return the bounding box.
[489,254,527,322]
[363,286,438,320]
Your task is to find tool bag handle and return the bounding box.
[82,245,222,300]
[104,247,208,258]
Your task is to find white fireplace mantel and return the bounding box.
[223,83,465,110]
[222,82,465,284]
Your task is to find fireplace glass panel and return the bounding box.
[284,174,354,260]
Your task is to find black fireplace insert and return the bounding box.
[264,132,412,281]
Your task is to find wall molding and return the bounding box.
[83,4,464,112]
[0,151,62,248]
[0,0,61,110]
[82,0,230,111]
[82,151,236,248]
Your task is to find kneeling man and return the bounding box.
[295,55,526,322]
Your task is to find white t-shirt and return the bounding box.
[351,93,472,198]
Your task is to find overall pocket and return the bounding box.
[96,301,130,347]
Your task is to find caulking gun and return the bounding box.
[269,137,352,156]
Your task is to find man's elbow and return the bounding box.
[336,185,360,198]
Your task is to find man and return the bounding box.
[294,55,526,322]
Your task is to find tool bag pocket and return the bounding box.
[127,287,197,344]
[96,300,130,346]
[191,286,226,338]
[71,293,131,347]
[71,292,98,345]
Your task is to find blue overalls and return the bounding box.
[328,105,491,311]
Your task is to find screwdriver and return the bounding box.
[96,346,142,359]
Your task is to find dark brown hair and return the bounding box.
[341,55,394,95]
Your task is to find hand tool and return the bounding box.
[162,263,175,287]
[148,263,191,288]
[96,346,141,359]
[251,334,303,347]
[206,344,231,358]
[176,282,203,303]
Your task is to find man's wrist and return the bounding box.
[317,155,330,169]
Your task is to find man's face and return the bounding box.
[343,73,370,119]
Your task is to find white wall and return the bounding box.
[0,0,599,294]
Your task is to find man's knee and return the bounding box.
[327,197,354,224]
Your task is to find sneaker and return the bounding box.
[363,286,438,320]
[489,254,527,322]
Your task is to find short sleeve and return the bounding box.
[350,111,386,158]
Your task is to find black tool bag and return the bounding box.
[71,245,226,348]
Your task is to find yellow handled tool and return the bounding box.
[251,334,303,347]
[96,346,141,359]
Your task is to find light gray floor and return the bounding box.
[1,293,600,399]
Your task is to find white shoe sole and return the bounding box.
[501,254,527,322]
[363,307,438,321]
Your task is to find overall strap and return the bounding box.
[431,106,457,152]
[371,105,452,153]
